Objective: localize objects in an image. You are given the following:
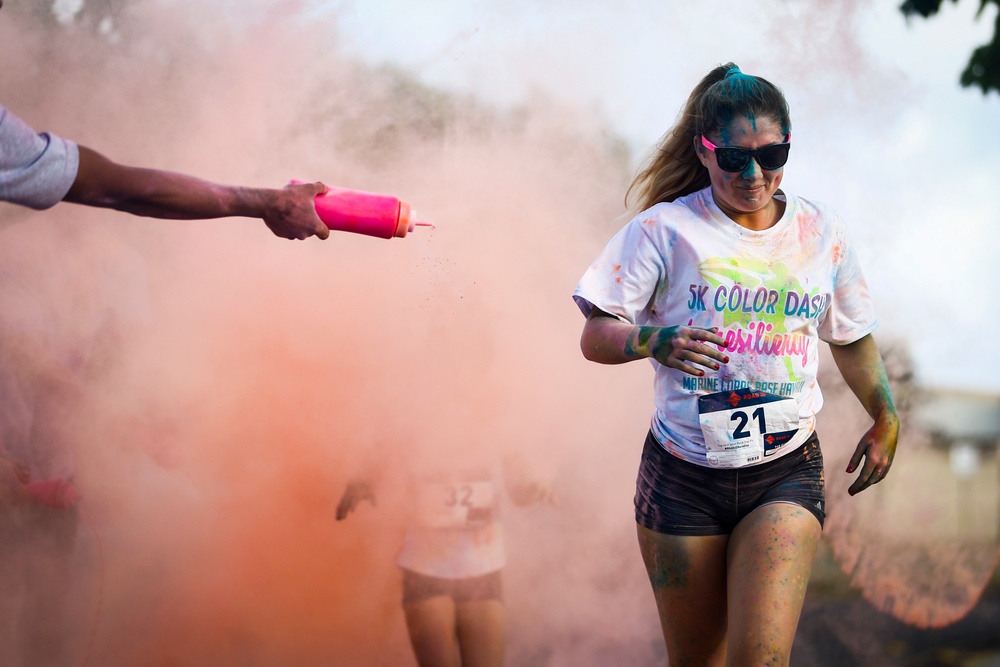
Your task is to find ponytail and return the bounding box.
[625,63,791,212]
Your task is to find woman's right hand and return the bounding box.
[639,325,729,376]
[582,308,728,375]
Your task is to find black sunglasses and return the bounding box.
[700,135,791,172]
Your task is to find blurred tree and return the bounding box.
[11,0,131,39]
[901,0,1000,94]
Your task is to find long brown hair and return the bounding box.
[625,63,791,212]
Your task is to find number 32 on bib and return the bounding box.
[697,388,800,468]
[415,481,496,529]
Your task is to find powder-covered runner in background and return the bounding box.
[337,453,553,667]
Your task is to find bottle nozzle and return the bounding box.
[395,203,436,237]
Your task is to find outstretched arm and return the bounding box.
[829,333,900,496]
[0,437,30,507]
[64,146,330,240]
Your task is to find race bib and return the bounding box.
[415,480,496,529]
[698,388,800,468]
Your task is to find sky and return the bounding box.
[316,0,1000,394]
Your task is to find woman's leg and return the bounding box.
[725,502,821,667]
[404,596,459,667]
[455,598,505,667]
[637,524,730,667]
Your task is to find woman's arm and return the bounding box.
[64,146,330,240]
[829,333,900,496]
[580,307,728,375]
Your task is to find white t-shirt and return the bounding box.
[573,187,877,467]
[395,465,505,579]
[0,104,79,209]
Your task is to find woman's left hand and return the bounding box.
[846,409,899,496]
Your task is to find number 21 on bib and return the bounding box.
[697,388,800,468]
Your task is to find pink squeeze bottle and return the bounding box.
[292,181,433,239]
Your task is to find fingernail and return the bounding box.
[723,356,730,363]
[846,466,853,473]
[713,364,720,370]
[697,370,704,376]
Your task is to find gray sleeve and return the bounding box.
[0,105,80,210]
